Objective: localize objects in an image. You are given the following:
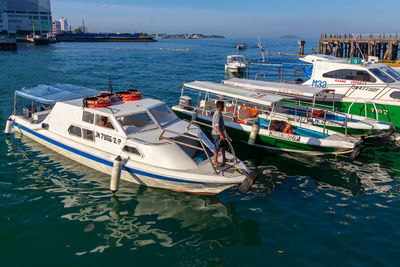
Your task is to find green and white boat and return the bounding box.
[223,78,395,137]
[172,81,363,159]
[249,54,400,132]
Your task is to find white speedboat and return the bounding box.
[5,84,254,195]
[225,55,248,73]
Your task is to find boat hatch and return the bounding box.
[173,133,214,163]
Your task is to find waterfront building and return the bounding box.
[0,0,52,34]
[60,16,67,32]
[52,19,61,35]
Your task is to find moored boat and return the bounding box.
[223,78,395,137]
[172,81,363,159]
[265,54,400,131]
[225,55,248,73]
[5,84,255,195]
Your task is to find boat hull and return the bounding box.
[288,100,400,131]
[11,121,242,195]
[321,101,400,131]
[173,108,356,156]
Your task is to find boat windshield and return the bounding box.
[149,104,179,127]
[117,112,158,134]
[229,57,244,64]
[380,66,400,81]
[369,68,396,83]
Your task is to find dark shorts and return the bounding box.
[212,134,226,152]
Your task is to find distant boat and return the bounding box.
[26,18,49,45]
[236,43,246,50]
[26,34,49,45]
[225,55,248,73]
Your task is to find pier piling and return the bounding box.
[318,33,399,61]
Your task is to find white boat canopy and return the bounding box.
[223,78,323,98]
[15,84,100,104]
[184,81,290,106]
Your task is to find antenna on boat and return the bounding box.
[108,75,113,93]
[351,33,365,60]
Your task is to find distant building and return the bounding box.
[59,16,67,32]
[0,0,52,34]
[52,19,61,35]
[78,20,87,33]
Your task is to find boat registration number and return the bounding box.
[96,132,122,144]
[312,80,327,89]
[268,131,301,142]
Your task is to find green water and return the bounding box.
[1,39,400,266]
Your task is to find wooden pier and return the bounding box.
[318,33,400,61]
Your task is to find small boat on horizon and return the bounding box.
[237,43,246,50]
[5,84,255,195]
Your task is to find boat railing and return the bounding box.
[294,98,336,111]
[255,73,266,80]
[347,98,379,120]
[158,128,218,174]
[186,119,238,165]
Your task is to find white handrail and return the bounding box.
[347,98,379,120]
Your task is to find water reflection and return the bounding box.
[234,141,399,197]
[224,70,247,79]
[6,135,262,255]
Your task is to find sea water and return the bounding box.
[0,38,399,266]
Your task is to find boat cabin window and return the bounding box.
[82,111,95,124]
[83,129,95,141]
[149,104,179,127]
[322,69,376,82]
[379,67,400,81]
[369,68,396,83]
[68,125,82,137]
[390,91,400,99]
[95,115,115,130]
[123,146,141,156]
[117,112,158,134]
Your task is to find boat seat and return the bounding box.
[32,109,51,122]
[203,100,216,110]
[223,112,234,122]
[224,106,235,113]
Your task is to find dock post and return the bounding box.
[298,40,305,55]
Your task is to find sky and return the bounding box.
[52,0,400,37]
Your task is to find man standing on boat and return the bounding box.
[212,101,228,166]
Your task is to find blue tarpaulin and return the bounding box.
[299,65,313,79]
[15,84,99,104]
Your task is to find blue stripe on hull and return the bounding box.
[13,122,205,185]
